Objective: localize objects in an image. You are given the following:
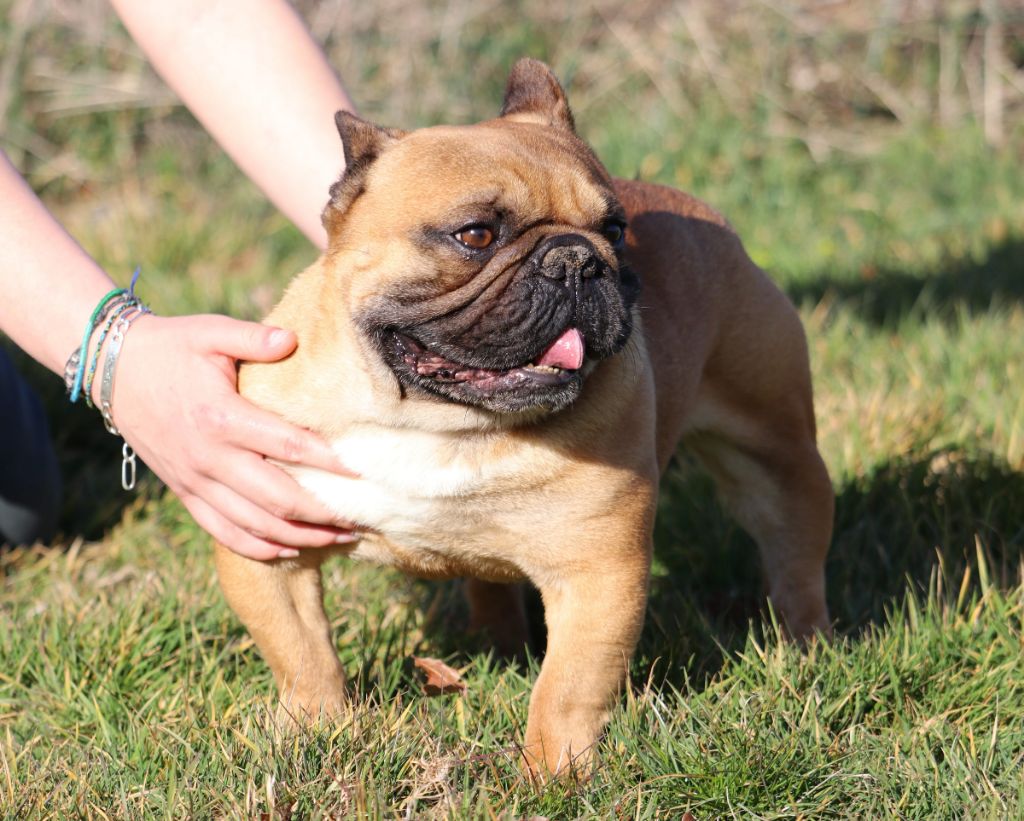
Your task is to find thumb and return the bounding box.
[192,315,297,362]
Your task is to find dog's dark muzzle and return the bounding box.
[366,229,635,414]
[531,234,607,286]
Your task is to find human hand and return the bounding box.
[102,313,359,560]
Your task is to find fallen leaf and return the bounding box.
[412,656,467,696]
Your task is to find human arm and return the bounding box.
[109,0,357,249]
[2,0,364,559]
[0,150,357,560]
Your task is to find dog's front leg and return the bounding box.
[523,538,651,778]
[214,542,346,721]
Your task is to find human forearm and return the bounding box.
[1,5,362,560]
[0,151,118,375]
[1,149,357,558]
[109,0,356,249]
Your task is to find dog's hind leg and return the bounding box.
[677,261,834,640]
[464,578,530,658]
[214,542,347,720]
[686,425,833,640]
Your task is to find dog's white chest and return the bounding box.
[288,426,529,569]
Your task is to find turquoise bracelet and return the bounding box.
[67,287,125,403]
[65,268,145,403]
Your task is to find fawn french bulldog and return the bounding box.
[214,58,833,777]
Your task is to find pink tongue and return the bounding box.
[534,328,585,370]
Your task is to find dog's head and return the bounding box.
[324,59,638,417]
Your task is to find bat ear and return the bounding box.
[500,58,575,132]
[323,111,406,231]
[334,110,405,171]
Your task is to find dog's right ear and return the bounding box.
[323,111,406,231]
[500,58,575,133]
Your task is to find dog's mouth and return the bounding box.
[382,327,588,413]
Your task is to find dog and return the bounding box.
[213,58,833,778]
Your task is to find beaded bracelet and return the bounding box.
[64,268,151,490]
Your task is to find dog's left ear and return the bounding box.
[324,111,406,232]
[500,58,575,133]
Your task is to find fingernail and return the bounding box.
[277,548,301,559]
[335,532,361,544]
[268,328,293,348]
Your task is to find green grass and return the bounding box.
[3,530,1022,818]
[3,1,1024,817]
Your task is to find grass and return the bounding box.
[2,1,1024,817]
[2,533,1022,818]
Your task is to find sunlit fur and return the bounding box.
[215,59,833,780]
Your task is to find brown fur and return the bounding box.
[214,59,833,778]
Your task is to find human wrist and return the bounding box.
[5,254,118,378]
[63,270,151,411]
[61,274,153,493]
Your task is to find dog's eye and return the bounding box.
[602,221,626,249]
[454,225,494,250]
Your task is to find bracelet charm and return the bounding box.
[121,442,137,491]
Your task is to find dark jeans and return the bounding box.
[0,348,61,545]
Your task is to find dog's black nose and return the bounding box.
[536,234,601,281]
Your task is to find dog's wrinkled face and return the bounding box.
[324,60,639,415]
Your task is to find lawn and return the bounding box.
[2,1,1023,818]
